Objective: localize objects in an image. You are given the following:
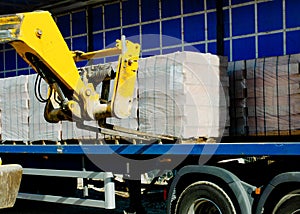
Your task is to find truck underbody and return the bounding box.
[1,139,300,214]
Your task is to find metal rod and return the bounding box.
[216,0,224,56]
[73,47,122,62]
[18,193,107,208]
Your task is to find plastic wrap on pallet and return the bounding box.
[247,56,300,136]
[27,74,61,142]
[0,52,229,141]
[229,53,300,136]
[0,76,29,142]
[228,60,248,136]
[61,53,229,139]
[138,51,229,138]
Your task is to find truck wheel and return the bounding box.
[175,181,236,214]
[272,193,300,214]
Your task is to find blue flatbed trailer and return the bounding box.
[0,142,299,156]
[1,142,300,214]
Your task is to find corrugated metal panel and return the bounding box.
[0,52,3,72]
[141,0,159,22]
[73,36,88,52]
[208,42,217,54]
[258,0,283,32]
[92,6,103,32]
[183,0,204,14]
[93,33,104,50]
[232,37,255,60]
[162,19,181,46]
[141,23,160,49]
[72,11,87,35]
[122,0,139,25]
[105,29,121,47]
[258,33,283,57]
[286,30,300,55]
[17,55,28,69]
[5,50,16,71]
[57,14,71,37]
[123,26,139,41]
[223,9,230,38]
[232,5,255,36]
[206,0,216,10]
[207,11,217,40]
[184,14,205,43]
[232,0,252,5]
[0,1,300,75]
[161,0,181,18]
[286,0,300,28]
[104,3,120,29]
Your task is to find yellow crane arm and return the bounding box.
[0,11,140,122]
[0,11,82,93]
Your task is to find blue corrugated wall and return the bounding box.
[0,0,300,77]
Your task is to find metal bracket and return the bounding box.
[18,168,115,209]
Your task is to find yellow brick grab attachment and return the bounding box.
[0,11,140,123]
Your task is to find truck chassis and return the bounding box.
[1,142,300,214]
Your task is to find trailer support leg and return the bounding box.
[124,177,146,214]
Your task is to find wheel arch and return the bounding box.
[167,165,255,214]
[255,172,300,214]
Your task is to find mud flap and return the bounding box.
[0,164,22,209]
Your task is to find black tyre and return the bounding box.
[272,193,300,214]
[175,181,236,214]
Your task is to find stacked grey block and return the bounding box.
[0,74,102,142]
[228,61,248,136]
[0,76,30,142]
[0,51,230,141]
[138,52,229,138]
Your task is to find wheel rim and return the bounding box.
[187,198,222,214]
[291,209,300,214]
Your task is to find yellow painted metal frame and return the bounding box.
[111,38,140,118]
[0,11,141,122]
[0,11,83,94]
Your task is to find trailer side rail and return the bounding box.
[17,168,115,209]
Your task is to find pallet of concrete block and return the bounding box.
[0,76,30,142]
[78,52,230,139]
[229,53,300,136]
[0,74,62,143]
[138,51,230,139]
[247,54,300,136]
[228,61,248,136]
[0,51,229,142]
